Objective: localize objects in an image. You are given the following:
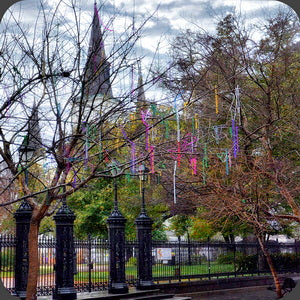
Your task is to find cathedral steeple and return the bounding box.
[27,102,41,151]
[84,2,113,98]
[136,61,147,113]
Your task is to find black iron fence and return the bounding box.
[0,234,15,294]
[1,234,300,296]
[151,240,300,283]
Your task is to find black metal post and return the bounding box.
[107,180,128,294]
[88,234,92,293]
[54,198,77,300]
[135,186,155,290]
[14,200,33,300]
[233,243,237,277]
[178,236,181,282]
[207,237,211,280]
[187,233,191,266]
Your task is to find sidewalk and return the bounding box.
[178,285,277,299]
[178,277,300,300]
[35,276,300,300]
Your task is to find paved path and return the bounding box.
[178,285,277,299]
[29,275,300,300]
[178,277,300,300]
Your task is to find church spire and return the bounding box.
[84,2,113,98]
[27,102,41,151]
[136,61,147,113]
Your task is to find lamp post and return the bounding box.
[107,161,128,294]
[110,161,120,216]
[136,164,155,290]
[138,164,149,215]
[18,135,35,185]
[14,135,35,299]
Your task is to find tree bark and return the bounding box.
[26,216,40,300]
[257,234,283,299]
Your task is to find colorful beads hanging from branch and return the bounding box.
[202,143,209,184]
[150,145,155,174]
[173,160,177,204]
[141,109,151,151]
[214,85,219,114]
[173,92,182,167]
[121,126,136,174]
[190,157,197,175]
[231,119,239,158]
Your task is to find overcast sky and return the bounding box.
[1,1,297,57]
[0,0,299,101]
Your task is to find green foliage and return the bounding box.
[0,213,15,234]
[68,178,114,239]
[126,256,137,266]
[39,216,55,235]
[236,254,258,272]
[169,215,192,238]
[152,228,168,241]
[235,252,300,272]
[0,250,15,269]
[190,218,216,240]
[217,251,242,265]
[68,176,169,239]
[270,253,300,271]
[214,217,252,242]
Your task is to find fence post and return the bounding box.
[14,200,33,300]
[207,237,211,280]
[178,236,181,282]
[136,209,155,290]
[54,198,77,300]
[107,206,128,294]
[88,234,92,293]
[256,242,260,276]
[233,242,237,277]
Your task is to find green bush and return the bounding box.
[234,252,300,273]
[126,256,137,266]
[0,250,15,270]
[270,253,300,271]
[217,251,242,264]
[236,254,257,272]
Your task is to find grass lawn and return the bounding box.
[73,262,235,281]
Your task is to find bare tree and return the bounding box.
[0,1,166,298]
[156,9,299,298]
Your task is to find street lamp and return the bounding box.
[108,160,120,213]
[19,135,35,185]
[138,164,149,212]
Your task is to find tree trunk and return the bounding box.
[257,235,283,299]
[26,218,40,300]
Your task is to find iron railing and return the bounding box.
[0,234,15,294]
[1,234,300,296]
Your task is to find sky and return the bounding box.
[1,1,298,57]
[0,0,299,102]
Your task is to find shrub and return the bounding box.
[234,252,300,273]
[217,251,242,264]
[236,254,257,272]
[126,256,137,266]
[270,253,300,271]
[0,250,15,270]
